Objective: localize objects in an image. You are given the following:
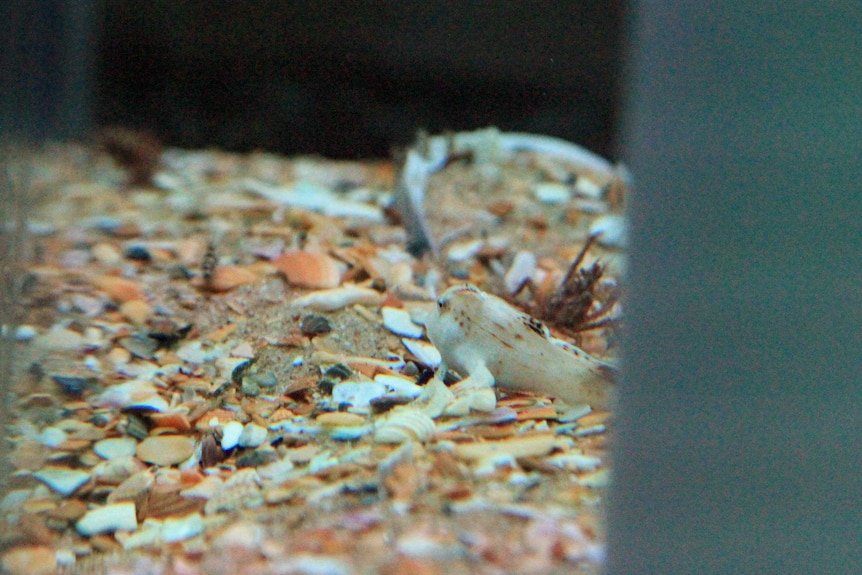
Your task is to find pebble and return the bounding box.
[401,338,441,369]
[1,545,57,575]
[33,467,91,496]
[93,437,138,460]
[76,502,138,535]
[241,377,261,397]
[533,182,572,204]
[381,307,424,338]
[300,313,333,336]
[220,421,244,450]
[238,423,268,448]
[136,435,196,466]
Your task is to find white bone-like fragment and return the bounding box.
[425,284,615,411]
[290,284,383,311]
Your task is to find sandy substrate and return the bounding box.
[0,133,626,575]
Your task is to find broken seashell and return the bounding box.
[401,338,441,369]
[33,466,91,496]
[374,407,436,444]
[136,435,196,466]
[90,275,146,303]
[273,250,342,289]
[220,421,244,450]
[381,306,424,338]
[291,284,383,311]
[94,437,138,460]
[76,502,138,535]
[589,214,627,248]
[503,251,537,294]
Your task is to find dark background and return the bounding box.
[3,0,626,159]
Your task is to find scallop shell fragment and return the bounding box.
[374,407,436,444]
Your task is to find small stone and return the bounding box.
[300,314,332,336]
[381,307,424,338]
[118,335,159,359]
[76,502,138,535]
[241,377,260,397]
[136,435,196,466]
[236,448,279,468]
[124,245,152,262]
[119,300,152,325]
[220,421,244,450]
[2,545,57,575]
[34,466,91,496]
[93,437,138,460]
[238,423,268,448]
[246,371,278,389]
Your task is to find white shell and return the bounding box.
[374,408,436,444]
[381,306,424,338]
[590,214,628,248]
[76,502,138,535]
[220,421,244,450]
[238,423,268,448]
[291,284,383,311]
[332,380,387,409]
[161,512,204,543]
[533,182,571,204]
[401,338,441,369]
[93,437,138,460]
[34,467,91,496]
[503,251,537,295]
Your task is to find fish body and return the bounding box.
[426,284,615,409]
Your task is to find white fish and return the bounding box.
[425,284,615,411]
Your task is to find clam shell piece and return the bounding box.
[291,284,384,311]
[76,502,138,535]
[273,250,342,289]
[374,407,436,444]
[381,307,424,338]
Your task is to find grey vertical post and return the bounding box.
[609,2,862,574]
